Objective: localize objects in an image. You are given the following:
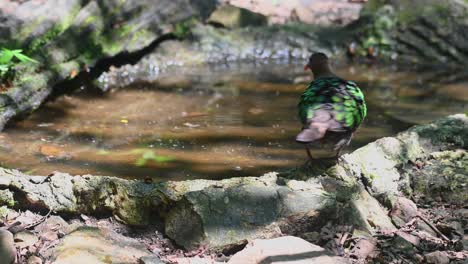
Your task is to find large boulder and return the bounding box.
[0,0,216,130]
[163,173,334,249]
[343,114,468,199]
[407,150,467,205]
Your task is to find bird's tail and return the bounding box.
[296,125,327,143]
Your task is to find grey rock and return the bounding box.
[97,22,332,90]
[409,150,468,205]
[139,256,164,264]
[355,0,468,67]
[0,229,15,264]
[390,197,418,227]
[348,188,395,234]
[424,251,450,264]
[165,174,289,249]
[393,231,420,251]
[14,230,39,248]
[343,114,468,200]
[35,216,76,235]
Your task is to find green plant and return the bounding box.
[0,48,38,81]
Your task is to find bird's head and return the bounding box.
[304,53,333,78]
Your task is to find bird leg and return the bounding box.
[304,147,314,168]
[306,147,313,161]
[335,149,347,166]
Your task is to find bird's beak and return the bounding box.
[304,64,310,71]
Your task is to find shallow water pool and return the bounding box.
[0,63,466,181]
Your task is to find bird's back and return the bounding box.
[298,76,367,137]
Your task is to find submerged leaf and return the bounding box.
[153,156,174,163]
[135,157,147,167]
[135,150,174,166]
[97,150,110,155]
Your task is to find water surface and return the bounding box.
[0,63,466,181]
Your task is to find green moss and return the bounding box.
[128,29,155,50]
[0,190,15,207]
[17,15,48,43]
[11,64,45,89]
[51,61,80,80]
[28,24,65,54]
[23,5,79,54]
[173,17,200,39]
[0,206,9,219]
[84,15,97,25]
[411,149,468,204]
[79,34,105,64]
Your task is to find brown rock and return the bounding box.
[39,145,71,160]
[14,230,39,248]
[41,231,59,241]
[349,238,377,260]
[35,216,70,234]
[390,197,418,227]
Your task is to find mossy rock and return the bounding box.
[352,0,468,66]
[0,0,217,131]
[409,150,468,205]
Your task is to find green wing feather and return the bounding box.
[298,77,366,130]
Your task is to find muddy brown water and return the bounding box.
[0,63,466,181]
